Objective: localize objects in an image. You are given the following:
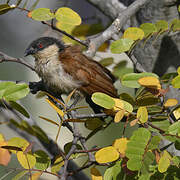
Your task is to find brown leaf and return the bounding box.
[0,141,11,166]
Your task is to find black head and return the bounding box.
[25,37,64,56]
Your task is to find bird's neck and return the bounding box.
[34,44,60,64]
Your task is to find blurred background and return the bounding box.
[0,0,135,179]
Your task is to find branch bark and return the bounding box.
[86,0,127,19]
[86,0,151,57]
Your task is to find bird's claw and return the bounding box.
[29,81,45,94]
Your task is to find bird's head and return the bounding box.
[25,37,65,58]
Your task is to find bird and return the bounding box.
[25,37,117,113]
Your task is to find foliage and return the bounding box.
[0,1,180,180]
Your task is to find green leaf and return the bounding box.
[121,72,159,88]
[104,166,113,180]
[150,120,170,132]
[155,20,168,33]
[85,118,104,130]
[12,170,27,180]
[112,160,122,180]
[104,161,123,180]
[99,57,114,67]
[171,19,180,31]
[161,72,178,83]
[158,151,171,173]
[172,156,180,166]
[119,93,135,106]
[175,140,180,150]
[123,27,144,40]
[0,81,15,98]
[51,156,64,173]
[141,151,155,174]
[34,150,51,170]
[64,142,82,155]
[172,75,180,88]
[140,23,157,37]
[0,4,13,15]
[31,8,54,21]
[55,7,81,25]
[91,92,115,109]
[3,83,29,101]
[136,94,160,106]
[147,105,162,115]
[168,121,180,135]
[138,174,150,180]
[110,38,134,54]
[126,128,151,171]
[148,136,161,150]
[9,101,30,118]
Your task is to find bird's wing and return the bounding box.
[59,46,117,97]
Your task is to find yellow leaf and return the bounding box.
[51,156,64,173]
[17,151,36,169]
[0,141,11,166]
[158,151,171,173]
[8,137,29,154]
[29,172,42,180]
[90,167,103,180]
[113,98,133,115]
[138,76,161,89]
[95,146,119,164]
[56,21,75,34]
[65,89,76,105]
[123,27,144,40]
[55,7,81,26]
[130,119,138,126]
[45,92,65,109]
[113,138,129,156]
[137,106,148,123]
[46,98,64,117]
[112,98,124,111]
[164,99,178,107]
[173,107,180,119]
[114,109,125,123]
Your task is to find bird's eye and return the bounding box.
[38,43,43,49]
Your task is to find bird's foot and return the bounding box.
[29,81,46,94]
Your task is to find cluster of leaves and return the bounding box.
[110,18,180,54]
[0,2,180,180]
[89,70,180,179]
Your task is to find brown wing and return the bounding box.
[59,45,117,97]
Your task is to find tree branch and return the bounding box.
[0,51,35,71]
[86,0,127,19]
[86,0,151,57]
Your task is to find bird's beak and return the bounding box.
[24,48,35,57]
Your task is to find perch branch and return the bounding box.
[0,51,35,71]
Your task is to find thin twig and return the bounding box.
[0,51,35,71]
[42,21,89,47]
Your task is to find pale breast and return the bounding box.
[35,56,81,94]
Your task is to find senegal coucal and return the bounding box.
[25,37,117,112]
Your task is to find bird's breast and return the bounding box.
[35,57,81,94]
